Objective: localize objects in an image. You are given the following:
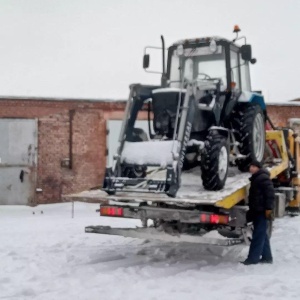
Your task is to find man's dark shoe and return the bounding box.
[240,260,258,265]
[259,258,273,264]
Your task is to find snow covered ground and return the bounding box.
[1,202,300,300]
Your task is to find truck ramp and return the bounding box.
[85,225,244,246]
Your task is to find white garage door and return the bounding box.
[0,119,37,205]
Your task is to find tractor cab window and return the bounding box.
[170,55,180,83]
[240,54,251,91]
[230,50,241,90]
[169,46,226,88]
[183,58,194,82]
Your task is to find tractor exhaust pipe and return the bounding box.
[161,35,167,87]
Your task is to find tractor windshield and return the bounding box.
[169,45,226,88]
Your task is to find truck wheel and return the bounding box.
[201,134,229,190]
[234,104,265,172]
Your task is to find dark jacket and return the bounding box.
[248,168,275,213]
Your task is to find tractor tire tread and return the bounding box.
[201,133,229,190]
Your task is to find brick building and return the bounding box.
[0,97,299,205]
[0,97,126,205]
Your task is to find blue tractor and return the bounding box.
[103,26,266,197]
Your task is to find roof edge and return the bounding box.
[0,95,127,103]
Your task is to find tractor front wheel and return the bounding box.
[201,133,229,190]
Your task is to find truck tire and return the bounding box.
[233,104,265,172]
[201,134,229,190]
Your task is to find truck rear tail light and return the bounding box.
[100,206,124,217]
[210,214,229,224]
[210,214,220,224]
[200,213,229,225]
[200,213,210,223]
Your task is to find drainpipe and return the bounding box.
[69,110,75,169]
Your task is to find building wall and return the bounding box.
[267,105,300,127]
[0,98,125,204]
[0,97,299,204]
[36,110,107,203]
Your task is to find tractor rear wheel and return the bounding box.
[201,133,229,190]
[234,104,265,172]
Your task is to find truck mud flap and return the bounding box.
[85,226,244,246]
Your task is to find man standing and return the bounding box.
[242,160,275,265]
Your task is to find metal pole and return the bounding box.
[72,201,74,218]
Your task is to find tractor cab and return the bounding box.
[145,30,257,143]
[167,36,253,93]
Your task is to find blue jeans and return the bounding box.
[247,213,273,263]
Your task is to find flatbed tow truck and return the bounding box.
[75,30,300,246]
[81,128,300,246]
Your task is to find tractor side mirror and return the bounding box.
[143,54,150,69]
[241,44,252,61]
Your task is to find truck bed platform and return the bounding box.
[65,168,251,209]
[65,156,286,209]
[106,168,250,205]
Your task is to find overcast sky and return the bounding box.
[0,0,299,102]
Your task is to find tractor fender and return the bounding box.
[237,91,266,111]
[208,126,229,139]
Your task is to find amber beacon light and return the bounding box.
[233,25,241,33]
